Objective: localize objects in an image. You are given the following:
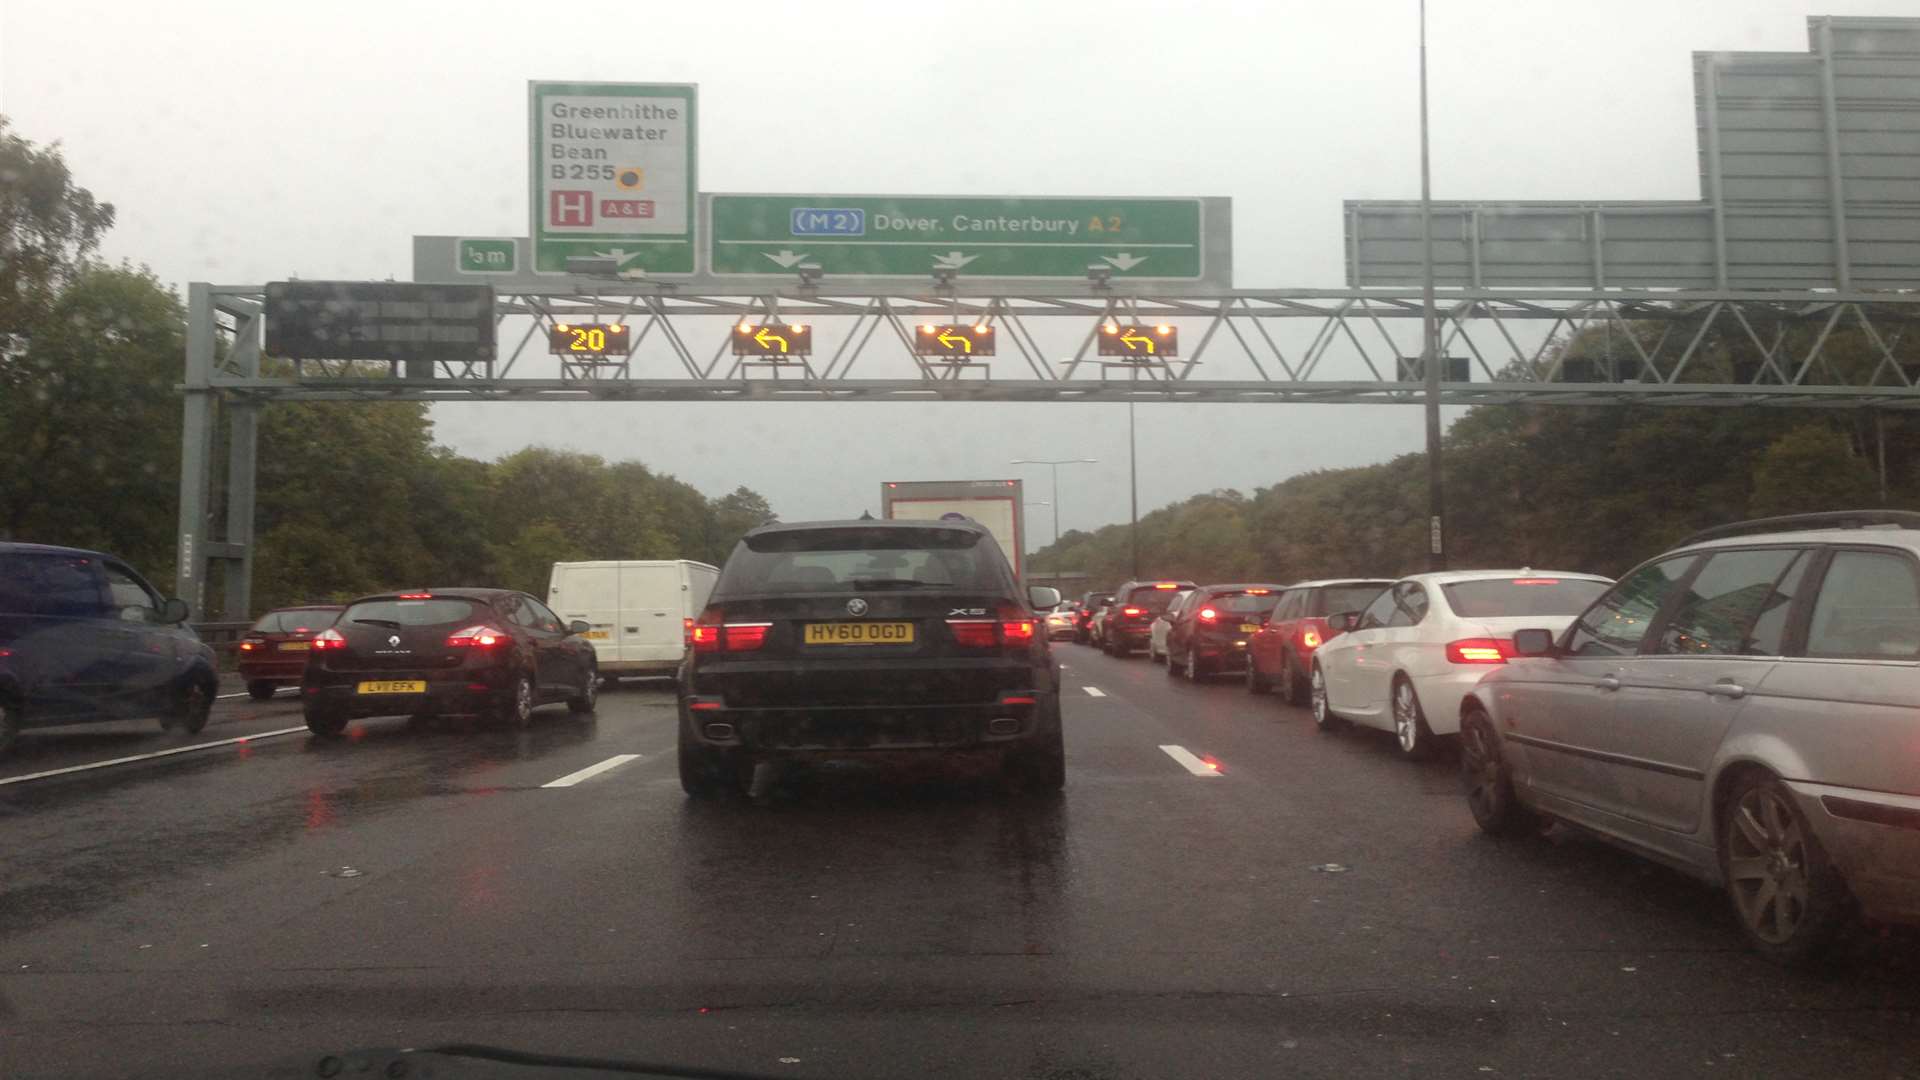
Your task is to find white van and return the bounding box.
[547,560,720,679]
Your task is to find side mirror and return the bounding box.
[161,598,191,625]
[1027,585,1061,611]
[1330,611,1361,634]
[1512,628,1557,656]
[568,620,592,636]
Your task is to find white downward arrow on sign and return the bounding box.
[763,249,812,269]
[932,251,979,270]
[593,248,650,277]
[1100,252,1149,271]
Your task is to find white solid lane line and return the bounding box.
[1159,744,1224,777]
[542,753,643,789]
[0,726,310,787]
[1082,686,1107,697]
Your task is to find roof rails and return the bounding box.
[1679,510,1920,547]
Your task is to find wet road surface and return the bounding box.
[3,653,1918,1079]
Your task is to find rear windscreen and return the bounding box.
[1317,584,1390,617]
[252,608,338,633]
[719,527,1005,595]
[1442,578,1609,618]
[342,598,486,627]
[1209,591,1281,615]
[1121,588,1186,612]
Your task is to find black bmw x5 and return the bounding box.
[677,519,1064,797]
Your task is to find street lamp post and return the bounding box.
[1419,0,1446,571]
[1009,457,1099,548]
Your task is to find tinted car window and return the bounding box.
[1212,592,1280,615]
[1806,550,1920,660]
[0,553,108,618]
[1567,558,1695,657]
[252,608,338,633]
[718,527,1004,596]
[1443,577,1610,618]
[342,598,487,627]
[1742,552,1809,656]
[1121,587,1184,613]
[1315,585,1387,618]
[1387,584,1427,627]
[1357,588,1398,630]
[524,597,564,632]
[100,561,160,622]
[1654,548,1800,656]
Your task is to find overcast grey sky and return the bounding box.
[7,0,1913,543]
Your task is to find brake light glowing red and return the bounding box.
[1002,618,1036,643]
[1154,583,1178,590]
[1122,606,1143,616]
[1447,638,1516,664]
[1198,607,1218,622]
[311,628,347,651]
[398,593,431,600]
[1511,578,1560,586]
[447,625,507,648]
[684,617,694,647]
[947,620,997,648]
[238,640,257,652]
[723,623,771,651]
[1246,588,1271,595]
[1001,695,1038,705]
[690,623,722,652]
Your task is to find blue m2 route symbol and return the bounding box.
[790,208,866,236]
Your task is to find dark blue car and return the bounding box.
[0,542,217,755]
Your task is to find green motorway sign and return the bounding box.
[706,195,1223,284]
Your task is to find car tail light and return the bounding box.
[947,619,998,648]
[447,625,508,648]
[1511,578,1560,586]
[689,623,721,652]
[397,592,432,600]
[1122,606,1143,617]
[238,639,259,652]
[1197,607,1218,623]
[723,623,771,651]
[1301,628,1322,649]
[1446,638,1515,664]
[1001,616,1036,644]
[311,628,347,651]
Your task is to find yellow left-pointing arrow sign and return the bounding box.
[1120,331,1156,354]
[754,327,790,353]
[936,331,973,353]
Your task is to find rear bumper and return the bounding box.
[682,691,1053,753]
[238,659,308,682]
[1785,780,1920,927]
[1193,634,1254,669]
[303,667,509,718]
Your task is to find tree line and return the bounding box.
[0,119,775,615]
[1033,331,1915,588]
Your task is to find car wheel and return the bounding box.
[567,667,599,714]
[247,680,277,702]
[1278,654,1304,707]
[497,672,535,729]
[1006,701,1066,793]
[0,694,20,757]
[1245,657,1271,695]
[1310,664,1343,731]
[165,677,213,735]
[1164,644,1182,677]
[1719,771,1854,965]
[1460,708,1538,837]
[1390,677,1436,760]
[1184,645,1205,682]
[304,709,347,737]
[678,739,744,799]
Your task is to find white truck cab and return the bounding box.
[547,560,719,679]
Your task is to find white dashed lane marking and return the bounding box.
[1082,686,1107,697]
[542,754,643,788]
[1159,744,1224,777]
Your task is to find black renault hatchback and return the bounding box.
[302,588,599,735]
[677,519,1064,797]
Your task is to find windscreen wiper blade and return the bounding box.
[351,618,402,628]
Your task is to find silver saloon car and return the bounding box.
[1457,511,1920,964]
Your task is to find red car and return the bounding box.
[1245,579,1391,705]
[237,604,343,700]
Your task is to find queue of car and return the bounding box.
[1073,510,1920,964]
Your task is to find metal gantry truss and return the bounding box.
[177,282,1920,616]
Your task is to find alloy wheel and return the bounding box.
[1726,785,1813,946]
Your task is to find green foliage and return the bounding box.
[1031,407,1909,589]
